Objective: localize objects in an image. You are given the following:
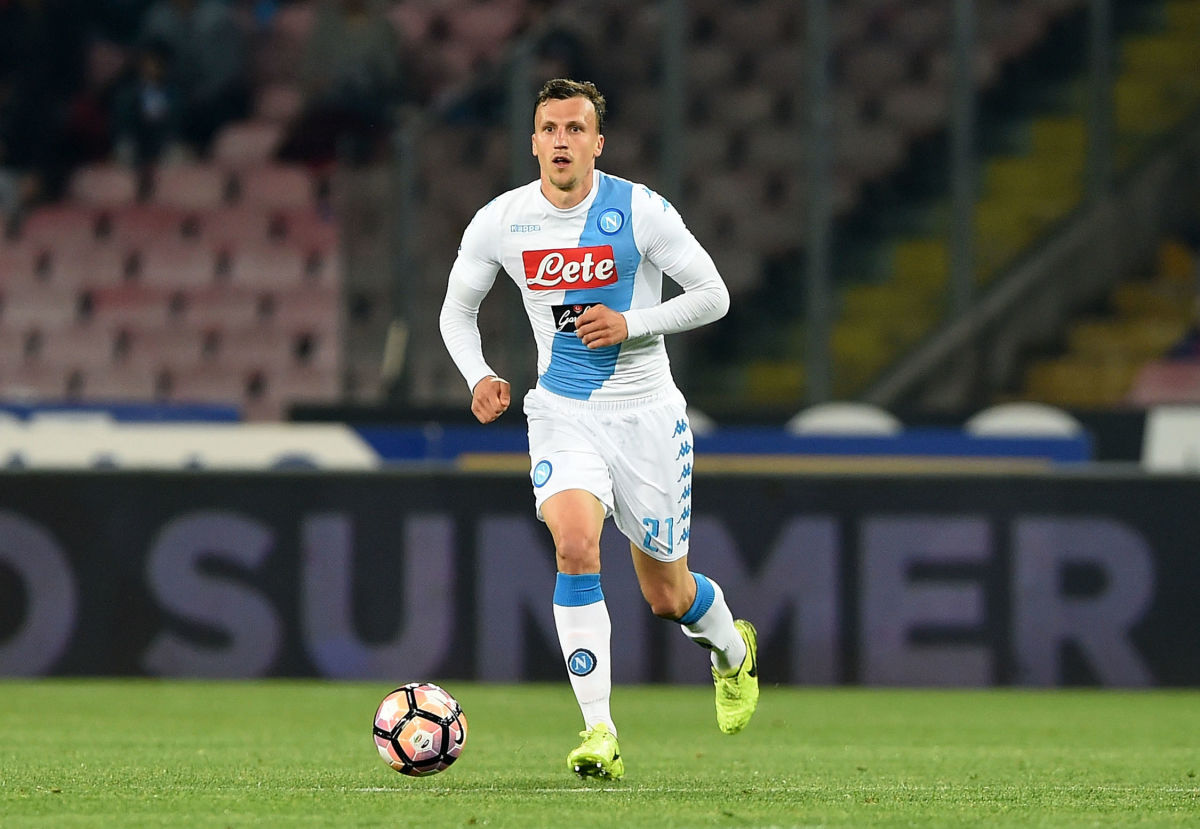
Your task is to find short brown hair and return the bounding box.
[535,78,606,133]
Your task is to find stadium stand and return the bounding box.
[3,0,1199,423]
[0,0,365,419]
[1015,236,1200,408]
[806,0,1200,411]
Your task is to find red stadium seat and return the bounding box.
[1127,360,1200,405]
[0,241,45,289]
[153,163,233,210]
[19,206,100,257]
[31,325,119,370]
[68,164,140,207]
[122,327,213,372]
[107,206,192,248]
[180,286,268,329]
[136,240,219,289]
[237,165,315,210]
[76,364,162,401]
[196,207,279,249]
[213,120,286,168]
[278,209,340,252]
[68,244,137,290]
[1,363,68,400]
[228,243,309,290]
[0,328,29,370]
[272,286,340,333]
[216,327,297,372]
[87,285,173,330]
[275,364,341,401]
[169,364,250,406]
[1,285,82,329]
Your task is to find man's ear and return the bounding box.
[594,134,605,157]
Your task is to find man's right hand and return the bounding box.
[471,376,511,424]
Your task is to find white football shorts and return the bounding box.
[523,384,695,561]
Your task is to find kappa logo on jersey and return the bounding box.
[522,245,618,290]
[551,302,598,333]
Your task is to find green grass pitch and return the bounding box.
[1,680,1197,827]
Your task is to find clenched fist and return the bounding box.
[471,376,511,424]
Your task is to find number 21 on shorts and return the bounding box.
[641,517,674,556]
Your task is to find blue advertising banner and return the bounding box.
[0,470,1196,685]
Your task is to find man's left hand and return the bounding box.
[575,304,628,348]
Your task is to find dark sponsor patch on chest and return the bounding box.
[551,303,599,333]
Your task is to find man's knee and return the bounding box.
[555,529,601,574]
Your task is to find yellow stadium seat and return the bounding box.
[1120,35,1200,78]
[984,155,1083,201]
[1024,357,1140,408]
[841,281,935,320]
[1115,76,1178,137]
[744,360,806,408]
[1030,116,1087,156]
[890,237,949,295]
[1067,318,1187,361]
[1111,281,1195,321]
[1157,239,1197,285]
[831,322,892,396]
[1166,0,1200,34]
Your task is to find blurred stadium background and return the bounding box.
[2,0,1198,422]
[2,0,1200,687]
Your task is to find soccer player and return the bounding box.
[439,78,758,780]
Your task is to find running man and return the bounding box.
[439,78,758,780]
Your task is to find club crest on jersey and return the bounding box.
[522,245,618,290]
[551,302,598,333]
[597,207,624,235]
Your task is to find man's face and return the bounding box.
[531,96,604,202]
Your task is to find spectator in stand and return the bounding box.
[524,0,595,83]
[137,0,251,156]
[443,0,601,126]
[0,77,36,223]
[277,0,403,167]
[112,40,186,169]
[0,0,94,202]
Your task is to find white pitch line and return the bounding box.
[349,784,1200,795]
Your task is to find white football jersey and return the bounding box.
[448,169,705,401]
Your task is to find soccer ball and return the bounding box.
[372,682,468,776]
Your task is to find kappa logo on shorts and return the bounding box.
[533,459,553,487]
[567,648,597,676]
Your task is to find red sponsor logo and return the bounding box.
[522,245,618,290]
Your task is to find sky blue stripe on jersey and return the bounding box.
[540,173,640,399]
[553,572,604,607]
